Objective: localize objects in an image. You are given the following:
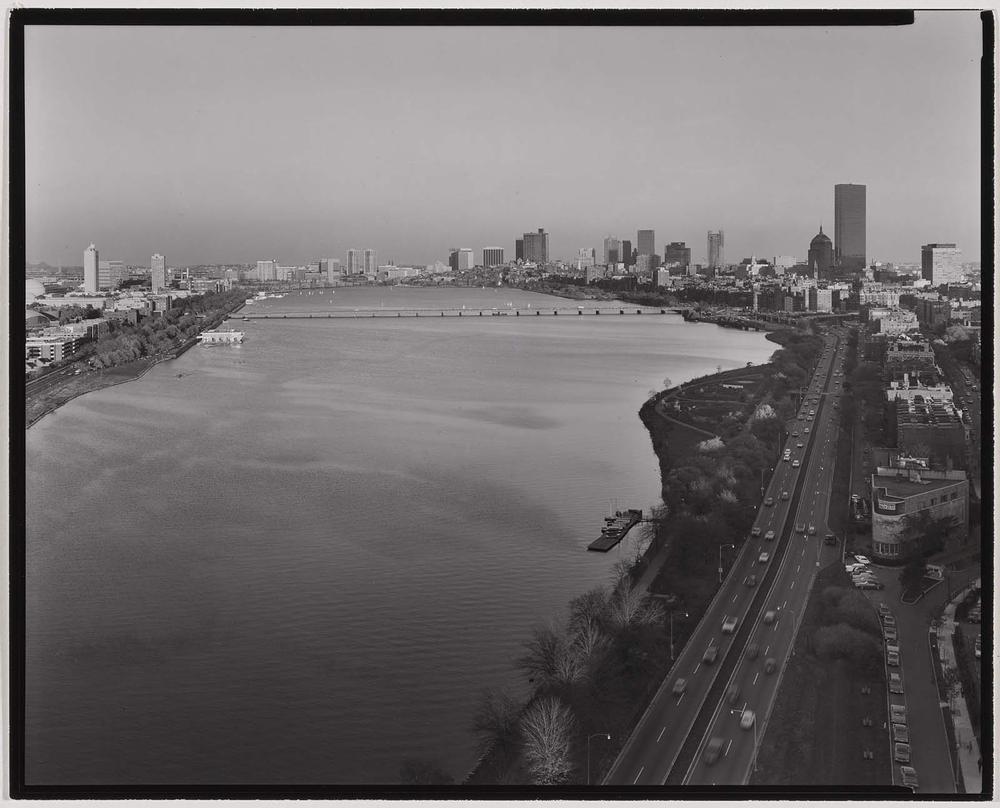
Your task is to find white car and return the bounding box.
[722,616,738,634]
[792,460,800,468]
[852,555,872,565]
[758,552,770,564]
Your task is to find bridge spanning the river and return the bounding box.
[238,306,683,320]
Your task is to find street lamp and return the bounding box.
[670,611,690,661]
[730,708,758,774]
[719,543,736,583]
[587,732,611,786]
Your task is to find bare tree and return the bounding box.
[520,697,576,785]
[518,623,563,686]
[608,582,665,630]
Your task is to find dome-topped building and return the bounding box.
[808,225,834,280]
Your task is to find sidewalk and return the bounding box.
[935,578,982,794]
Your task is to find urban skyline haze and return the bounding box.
[24,14,983,267]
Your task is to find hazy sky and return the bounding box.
[24,13,984,267]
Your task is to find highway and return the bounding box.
[685,329,849,784]
[604,328,846,787]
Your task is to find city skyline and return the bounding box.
[24,15,983,267]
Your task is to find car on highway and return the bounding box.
[890,704,907,724]
[804,427,810,433]
[887,650,900,667]
[795,523,806,533]
[763,610,776,624]
[672,678,688,697]
[726,684,741,705]
[807,525,816,535]
[764,530,775,541]
[764,657,777,674]
[894,742,911,764]
[889,672,904,694]
[703,737,725,766]
[900,765,919,790]
[758,551,770,564]
[791,431,799,437]
[883,614,896,627]
[703,645,719,664]
[751,526,762,537]
[796,442,804,448]
[781,491,789,500]
[764,497,774,507]
[746,642,760,660]
[722,616,739,634]
[740,709,755,730]
[744,574,757,587]
[892,723,909,744]
[792,460,800,467]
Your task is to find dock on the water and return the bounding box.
[587,509,643,552]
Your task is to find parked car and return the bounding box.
[703,737,725,766]
[883,614,896,627]
[894,742,911,764]
[884,626,898,641]
[892,723,909,744]
[878,603,891,616]
[853,555,872,565]
[722,616,738,634]
[887,651,900,667]
[889,672,904,694]
[975,635,981,659]
[764,530,775,541]
[672,678,688,697]
[758,552,770,564]
[900,765,918,790]
[890,704,907,724]
[744,574,757,587]
[886,641,900,656]
[703,645,719,664]
[856,580,883,590]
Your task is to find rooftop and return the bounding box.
[872,467,966,498]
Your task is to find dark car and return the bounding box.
[764,657,777,674]
[746,642,760,660]
[894,743,911,764]
[726,684,741,705]
[703,737,725,766]
[703,645,719,665]
[744,574,757,587]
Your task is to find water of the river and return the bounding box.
[25,287,774,784]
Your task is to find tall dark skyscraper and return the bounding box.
[621,239,633,267]
[637,229,655,257]
[707,230,724,268]
[834,183,866,271]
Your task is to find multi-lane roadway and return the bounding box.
[605,328,848,786]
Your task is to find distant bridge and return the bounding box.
[237,306,684,320]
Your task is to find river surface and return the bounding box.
[25,287,774,784]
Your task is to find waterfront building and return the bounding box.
[322,258,343,283]
[921,243,963,286]
[364,249,378,276]
[834,183,866,271]
[515,239,524,261]
[664,242,691,268]
[83,243,99,293]
[25,334,83,363]
[482,247,504,268]
[637,229,655,258]
[655,268,670,287]
[346,249,363,275]
[151,253,166,292]
[576,248,596,270]
[584,265,605,284]
[871,463,968,560]
[807,226,835,279]
[522,228,549,263]
[808,286,838,312]
[457,248,474,271]
[707,230,724,268]
[869,307,919,335]
[257,259,277,282]
[773,255,796,271]
[603,236,620,266]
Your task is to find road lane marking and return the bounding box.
[796,564,800,572]
[782,600,787,608]
[725,740,732,757]
[733,594,738,602]
[764,645,769,655]
[677,693,685,705]
[790,580,795,589]
[657,726,666,743]
[633,767,644,784]
[694,663,700,674]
